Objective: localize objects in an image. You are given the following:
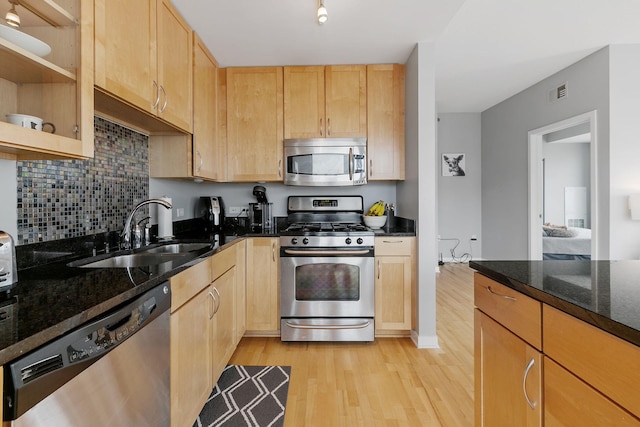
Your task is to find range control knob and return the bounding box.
[302,237,309,245]
[291,238,298,245]
[345,238,352,245]
[357,238,363,244]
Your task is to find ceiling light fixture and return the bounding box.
[317,0,328,25]
[5,0,20,28]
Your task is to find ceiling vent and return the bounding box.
[548,82,568,103]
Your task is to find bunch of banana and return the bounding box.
[366,200,385,216]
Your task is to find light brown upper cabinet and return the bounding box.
[284,65,367,139]
[367,64,405,180]
[95,0,193,133]
[192,34,222,180]
[149,33,221,181]
[226,67,283,182]
[0,0,94,160]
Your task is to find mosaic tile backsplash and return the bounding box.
[17,117,149,245]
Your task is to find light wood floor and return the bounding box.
[229,263,475,427]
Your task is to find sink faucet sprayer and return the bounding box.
[120,198,173,249]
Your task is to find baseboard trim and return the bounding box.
[410,330,439,348]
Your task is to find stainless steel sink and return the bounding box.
[142,243,211,254]
[75,252,188,268]
[69,242,211,269]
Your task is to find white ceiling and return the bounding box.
[171,0,640,113]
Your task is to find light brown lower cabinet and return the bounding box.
[245,238,280,334]
[374,237,414,334]
[475,273,640,426]
[169,241,245,427]
[474,310,542,426]
[170,258,213,427]
[544,357,640,426]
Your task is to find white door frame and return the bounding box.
[528,110,598,260]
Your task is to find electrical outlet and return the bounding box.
[228,206,244,214]
[176,208,185,218]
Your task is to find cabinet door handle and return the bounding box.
[196,150,203,173]
[272,242,276,262]
[522,358,537,409]
[213,287,221,315]
[152,81,160,110]
[159,85,168,112]
[319,118,323,136]
[208,291,216,319]
[487,286,516,301]
[369,159,373,177]
[278,159,282,178]
[377,259,381,279]
[327,117,331,136]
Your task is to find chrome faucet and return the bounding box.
[120,198,172,249]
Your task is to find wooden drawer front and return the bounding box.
[170,258,212,313]
[211,244,237,280]
[375,237,413,256]
[544,357,640,426]
[544,305,640,419]
[474,273,542,349]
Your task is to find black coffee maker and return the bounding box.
[249,186,273,233]
[197,196,225,234]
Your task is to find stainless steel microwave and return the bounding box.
[283,138,367,186]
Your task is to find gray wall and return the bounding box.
[401,42,438,348]
[149,180,397,221]
[481,47,610,259]
[609,44,640,260]
[437,113,482,261]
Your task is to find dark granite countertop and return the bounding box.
[0,236,244,366]
[1,216,415,367]
[470,260,640,348]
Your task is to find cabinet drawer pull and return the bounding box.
[522,358,537,409]
[487,286,516,301]
[377,259,381,279]
[382,240,404,244]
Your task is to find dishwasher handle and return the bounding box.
[4,282,171,421]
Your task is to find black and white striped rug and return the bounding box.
[194,365,291,427]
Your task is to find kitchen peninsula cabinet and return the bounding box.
[367,64,405,180]
[374,237,414,334]
[94,0,193,133]
[245,238,280,335]
[283,65,367,139]
[474,274,542,426]
[0,0,94,160]
[226,67,283,182]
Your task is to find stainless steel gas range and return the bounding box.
[279,196,375,342]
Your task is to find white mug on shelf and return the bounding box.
[6,114,56,133]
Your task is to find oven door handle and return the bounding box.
[284,320,372,330]
[283,249,372,256]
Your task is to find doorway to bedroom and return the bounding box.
[528,111,598,260]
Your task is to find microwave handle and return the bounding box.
[349,147,353,181]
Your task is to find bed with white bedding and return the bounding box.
[543,226,591,260]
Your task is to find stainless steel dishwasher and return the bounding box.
[3,282,171,427]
